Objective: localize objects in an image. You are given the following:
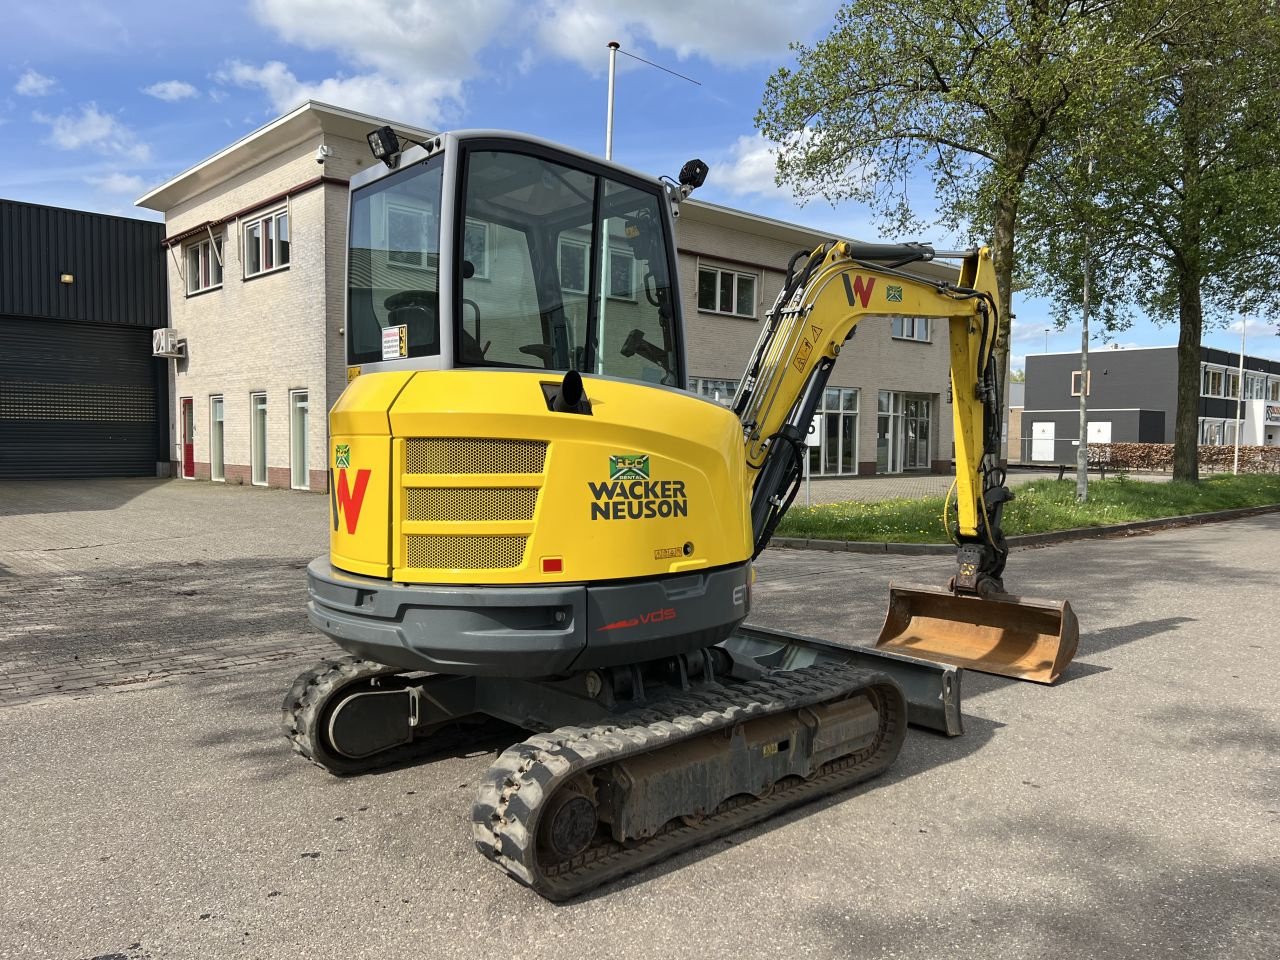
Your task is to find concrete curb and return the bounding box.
[770,503,1280,555]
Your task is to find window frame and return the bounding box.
[209,394,225,482]
[606,246,636,301]
[696,264,758,319]
[689,377,740,405]
[558,237,589,294]
[243,207,290,279]
[289,389,309,491]
[890,315,931,342]
[463,217,490,280]
[1201,365,1224,398]
[185,234,224,295]
[250,391,268,486]
[1070,370,1091,397]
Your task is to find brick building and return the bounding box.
[1022,344,1280,463]
[138,101,960,491]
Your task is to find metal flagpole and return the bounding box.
[1233,315,1246,475]
[1076,156,1093,503]
[605,41,619,160]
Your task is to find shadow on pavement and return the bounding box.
[0,477,174,516]
[803,820,1280,959]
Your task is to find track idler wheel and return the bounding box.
[283,657,420,775]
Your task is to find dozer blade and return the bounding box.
[875,582,1079,684]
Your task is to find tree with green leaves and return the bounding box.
[1018,0,1280,481]
[756,0,1172,387]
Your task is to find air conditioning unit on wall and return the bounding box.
[152,328,187,359]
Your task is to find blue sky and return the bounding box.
[3,0,1275,369]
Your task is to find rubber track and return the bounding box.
[282,656,460,775]
[471,663,905,900]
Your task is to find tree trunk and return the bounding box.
[1173,272,1203,482]
[990,188,1018,386]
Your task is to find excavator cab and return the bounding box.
[346,129,684,388]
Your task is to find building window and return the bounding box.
[1269,379,1280,402]
[185,235,223,294]
[1202,366,1224,397]
[209,396,225,482]
[808,387,860,476]
[890,316,930,342]
[690,377,739,405]
[607,248,635,300]
[1071,370,1091,396]
[1200,419,1224,445]
[244,209,290,277]
[697,266,757,318]
[1225,371,1239,399]
[463,218,489,279]
[290,390,309,490]
[558,238,588,294]
[1245,374,1266,399]
[250,392,267,485]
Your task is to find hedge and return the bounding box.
[1089,442,1280,473]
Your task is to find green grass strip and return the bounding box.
[774,474,1280,544]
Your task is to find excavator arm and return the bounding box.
[735,241,1007,590]
[734,240,1077,683]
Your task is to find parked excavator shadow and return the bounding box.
[959,616,1194,699]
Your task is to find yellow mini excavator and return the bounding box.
[284,127,1078,899]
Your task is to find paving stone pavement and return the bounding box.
[2,478,1277,960]
[1,480,333,704]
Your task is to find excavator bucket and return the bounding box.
[876,583,1079,684]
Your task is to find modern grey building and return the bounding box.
[0,199,169,478]
[1022,345,1280,463]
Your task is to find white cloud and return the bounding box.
[32,103,151,162]
[534,0,838,72]
[1226,317,1280,338]
[228,1,836,126]
[15,69,55,96]
[87,172,147,193]
[219,60,457,128]
[143,80,198,102]
[232,0,519,125]
[712,133,792,199]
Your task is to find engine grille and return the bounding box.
[406,534,528,570]
[406,487,538,522]
[406,438,546,475]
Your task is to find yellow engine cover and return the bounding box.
[328,370,753,585]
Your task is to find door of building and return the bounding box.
[1031,421,1055,461]
[878,391,932,473]
[0,316,159,478]
[180,398,195,478]
[903,396,932,469]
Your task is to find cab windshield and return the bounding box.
[347,154,444,365]
[457,148,679,385]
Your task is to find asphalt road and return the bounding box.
[0,480,1276,960]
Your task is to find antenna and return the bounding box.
[604,42,701,160]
